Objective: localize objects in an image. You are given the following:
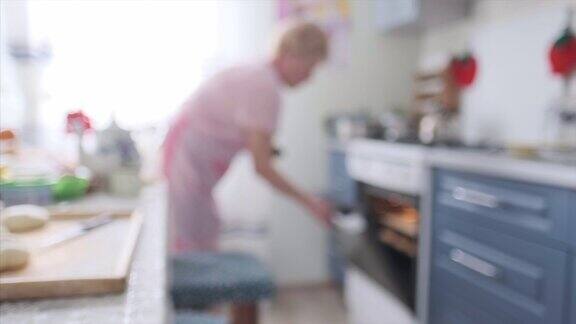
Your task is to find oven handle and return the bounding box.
[449,248,501,279]
[452,186,500,209]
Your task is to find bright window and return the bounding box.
[28,0,223,130]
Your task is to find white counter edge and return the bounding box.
[426,149,576,190]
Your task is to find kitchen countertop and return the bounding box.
[345,138,575,193]
[427,148,576,190]
[0,185,169,324]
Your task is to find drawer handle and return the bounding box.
[449,248,501,279]
[452,187,500,209]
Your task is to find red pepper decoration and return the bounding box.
[66,110,92,134]
[549,27,576,77]
[450,53,478,88]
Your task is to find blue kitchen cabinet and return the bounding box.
[568,190,576,250]
[430,214,567,324]
[434,169,571,245]
[430,290,515,324]
[327,148,357,209]
[570,194,576,324]
[326,146,359,288]
[572,259,576,324]
[428,168,575,324]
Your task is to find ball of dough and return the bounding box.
[1,205,49,233]
[0,239,30,272]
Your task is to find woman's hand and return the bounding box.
[303,195,332,227]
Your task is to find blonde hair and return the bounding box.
[273,20,329,61]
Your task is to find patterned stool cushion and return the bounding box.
[175,312,228,324]
[171,252,275,309]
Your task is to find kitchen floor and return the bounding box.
[261,286,348,324]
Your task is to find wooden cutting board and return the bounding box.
[0,209,142,301]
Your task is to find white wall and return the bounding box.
[419,0,576,145]
[216,0,420,285]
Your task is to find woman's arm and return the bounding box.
[246,129,331,225]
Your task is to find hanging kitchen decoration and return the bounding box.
[548,23,576,78]
[543,8,576,150]
[449,52,478,88]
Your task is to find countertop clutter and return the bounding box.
[0,186,169,324]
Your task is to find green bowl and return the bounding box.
[53,175,89,201]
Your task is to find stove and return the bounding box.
[346,139,505,194]
[341,138,497,320]
[346,139,428,195]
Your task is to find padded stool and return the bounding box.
[171,252,275,324]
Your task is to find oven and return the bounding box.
[343,139,427,324]
[357,184,419,308]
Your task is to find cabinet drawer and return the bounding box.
[431,216,568,324]
[435,169,571,244]
[429,290,516,324]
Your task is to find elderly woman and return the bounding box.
[164,21,331,252]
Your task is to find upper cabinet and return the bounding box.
[375,0,419,32]
[375,0,471,33]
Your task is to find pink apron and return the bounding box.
[163,62,281,253]
[164,114,238,252]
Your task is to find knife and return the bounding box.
[40,212,115,251]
